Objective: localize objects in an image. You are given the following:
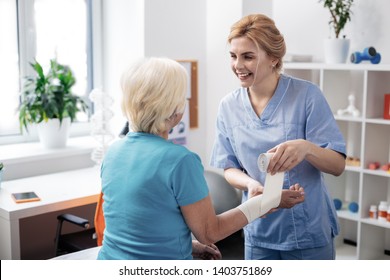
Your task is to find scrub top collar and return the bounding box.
[241,74,290,124]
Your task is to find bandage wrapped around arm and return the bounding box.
[236,194,263,223]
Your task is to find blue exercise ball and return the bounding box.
[333,198,342,210]
[348,202,359,213]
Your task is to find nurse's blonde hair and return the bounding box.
[228,14,286,73]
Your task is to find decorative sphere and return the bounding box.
[348,202,359,213]
[333,198,342,210]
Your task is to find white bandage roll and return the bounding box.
[237,153,285,223]
[257,153,271,172]
[257,153,284,216]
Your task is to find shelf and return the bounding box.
[361,218,390,229]
[0,136,96,165]
[334,115,363,122]
[345,166,362,173]
[284,64,390,260]
[363,169,390,178]
[337,210,360,221]
[365,118,390,125]
[284,62,390,71]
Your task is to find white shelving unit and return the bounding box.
[284,63,390,260]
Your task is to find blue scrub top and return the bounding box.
[210,74,346,250]
[98,132,209,259]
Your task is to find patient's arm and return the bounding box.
[181,195,247,245]
[181,187,304,245]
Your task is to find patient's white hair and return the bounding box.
[121,57,187,134]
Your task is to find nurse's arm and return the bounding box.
[267,139,345,176]
[305,142,345,176]
[224,167,264,198]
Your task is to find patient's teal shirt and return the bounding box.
[97,132,208,260]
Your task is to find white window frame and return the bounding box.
[0,0,103,146]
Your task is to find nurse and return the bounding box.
[210,14,346,260]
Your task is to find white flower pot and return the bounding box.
[324,38,350,64]
[37,118,71,149]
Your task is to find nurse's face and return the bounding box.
[229,37,274,88]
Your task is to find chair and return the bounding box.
[204,169,244,259]
[204,169,241,214]
[54,122,126,257]
[54,192,105,256]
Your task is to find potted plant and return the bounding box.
[19,59,89,148]
[320,0,354,63]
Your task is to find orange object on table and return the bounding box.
[94,191,105,246]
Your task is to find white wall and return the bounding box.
[205,0,273,168]
[274,0,390,63]
[102,0,390,169]
[102,0,209,162]
[144,0,208,162]
[205,0,243,171]
[102,0,145,138]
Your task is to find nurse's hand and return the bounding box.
[246,179,264,199]
[278,183,305,208]
[267,139,308,175]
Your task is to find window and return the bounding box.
[0,0,101,144]
[0,0,19,136]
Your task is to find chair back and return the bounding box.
[204,170,241,215]
[94,192,105,246]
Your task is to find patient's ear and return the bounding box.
[172,112,184,127]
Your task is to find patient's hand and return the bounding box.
[278,183,305,209]
[192,240,222,260]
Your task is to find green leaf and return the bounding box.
[320,0,353,38]
[18,58,89,130]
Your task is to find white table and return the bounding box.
[0,167,101,260]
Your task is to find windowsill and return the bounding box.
[0,136,97,165]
